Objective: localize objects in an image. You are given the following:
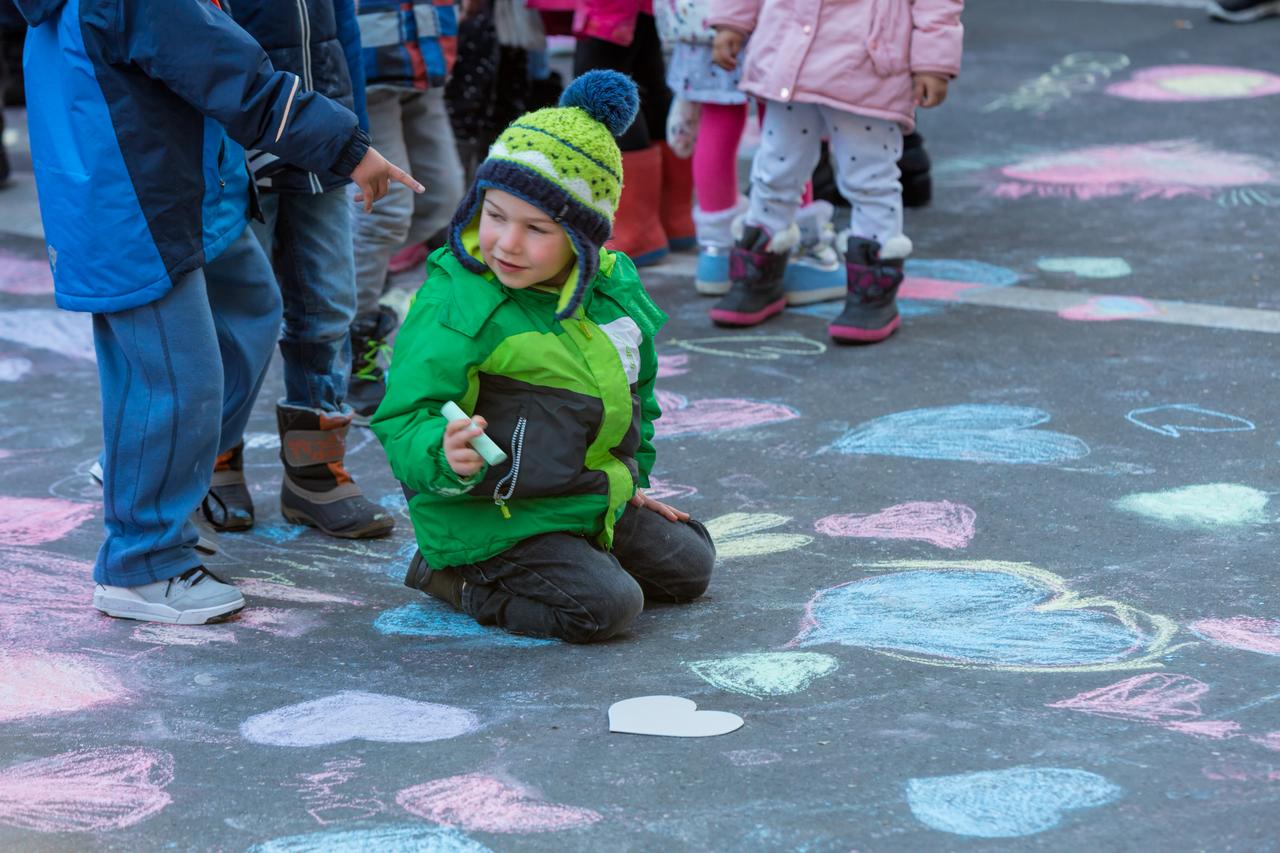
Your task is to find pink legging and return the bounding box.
[693,101,813,213]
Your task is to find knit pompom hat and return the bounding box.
[447,70,641,320]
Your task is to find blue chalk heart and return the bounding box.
[906,767,1123,837]
[249,824,491,853]
[795,570,1145,667]
[1125,404,1255,438]
[832,404,1089,465]
[374,603,556,647]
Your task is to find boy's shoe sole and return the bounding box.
[709,298,787,327]
[92,589,245,625]
[280,503,395,540]
[829,316,901,344]
[1208,0,1280,20]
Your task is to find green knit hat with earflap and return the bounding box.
[447,70,641,320]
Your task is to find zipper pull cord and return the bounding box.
[493,416,526,519]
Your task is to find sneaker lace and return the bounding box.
[165,566,225,596]
[353,336,391,382]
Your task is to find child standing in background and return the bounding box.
[347,0,467,423]
[655,0,845,303]
[709,0,963,342]
[372,71,716,643]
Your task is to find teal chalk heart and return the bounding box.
[688,652,839,698]
[833,405,1089,465]
[1114,483,1268,529]
[906,767,1124,837]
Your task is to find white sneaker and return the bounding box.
[93,567,245,625]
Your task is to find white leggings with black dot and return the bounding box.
[747,100,904,246]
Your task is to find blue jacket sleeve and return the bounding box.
[333,0,368,132]
[114,0,370,176]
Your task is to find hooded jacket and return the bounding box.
[230,0,370,194]
[707,0,963,132]
[17,0,369,313]
[370,227,668,570]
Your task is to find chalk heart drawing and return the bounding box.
[657,353,689,378]
[1190,617,1280,657]
[644,477,698,501]
[374,602,556,647]
[0,747,174,833]
[1047,673,1241,740]
[0,496,97,546]
[1058,296,1162,323]
[666,334,826,361]
[240,691,480,747]
[688,652,839,698]
[396,773,602,834]
[0,309,96,362]
[654,390,799,438]
[995,141,1273,201]
[608,696,745,737]
[1125,404,1255,438]
[815,501,976,549]
[131,622,238,647]
[905,767,1123,838]
[791,560,1179,672]
[1114,483,1268,529]
[233,577,363,606]
[0,652,126,722]
[795,259,1019,321]
[0,252,54,295]
[704,513,813,559]
[832,405,1090,465]
[0,356,33,382]
[1036,257,1131,279]
[1107,65,1280,102]
[249,825,493,853]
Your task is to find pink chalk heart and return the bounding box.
[1058,296,1160,322]
[1047,673,1210,723]
[815,501,976,549]
[608,695,744,737]
[1106,65,1280,103]
[0,497,97,546]
[654,390,799,438]
[241,691,480,747]
[0,652,126,722]
[395,773,602,833]
[1189,616,1280,656]
[0,747,173,832]
[0,548,101,647]
[0,252,54,296]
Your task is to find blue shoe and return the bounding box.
[693,199,746,296]
[696,248,731,296]
[784,201,846,305]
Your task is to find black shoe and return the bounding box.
[202,442,254,531]
[708,224,794,327]
[1208,0,1280,21]
[348,306,398,425]
[0,145,10,189]
[829,237,905,345]
[899,132,932,208]
[404,551,465,609]
[277,403,395,539]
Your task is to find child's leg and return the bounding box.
[454,533,646,643]
[821,109,905,246]
[610,504,715,603]
[402,89,466,250]
[350,85,413,320]
[745,101,824,236]
[693,102,747,213]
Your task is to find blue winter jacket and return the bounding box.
[17,0,371,314]
[231,0,369,194]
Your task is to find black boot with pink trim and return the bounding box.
[708,221,799,328]
[829,234,911,345]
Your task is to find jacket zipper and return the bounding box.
[493,415,527,519]
[294,0,324,193]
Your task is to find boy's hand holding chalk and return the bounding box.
[441,401,508,478]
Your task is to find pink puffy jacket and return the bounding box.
[573,0,654,45]
[708,0,963,131]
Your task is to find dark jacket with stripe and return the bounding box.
[355,0,458,90]
[16,0,370,313]
[230,0,370,194]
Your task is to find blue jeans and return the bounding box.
[92,226,282,586]
[250,188,357,412]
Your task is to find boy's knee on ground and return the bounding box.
[557,577,645,644]
[668,518,716,602]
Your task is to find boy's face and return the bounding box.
[478,190,575,290]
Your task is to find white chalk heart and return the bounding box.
[608,695,743,737]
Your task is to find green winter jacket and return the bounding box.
[370,239,668,569]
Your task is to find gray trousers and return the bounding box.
[748,101,905,245]
[350,85,465,317]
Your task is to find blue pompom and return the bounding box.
[558,70,640,137]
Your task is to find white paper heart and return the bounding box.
[608,695,743,737]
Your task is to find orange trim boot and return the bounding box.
[659,142,696,251]
[606,145,668,266]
